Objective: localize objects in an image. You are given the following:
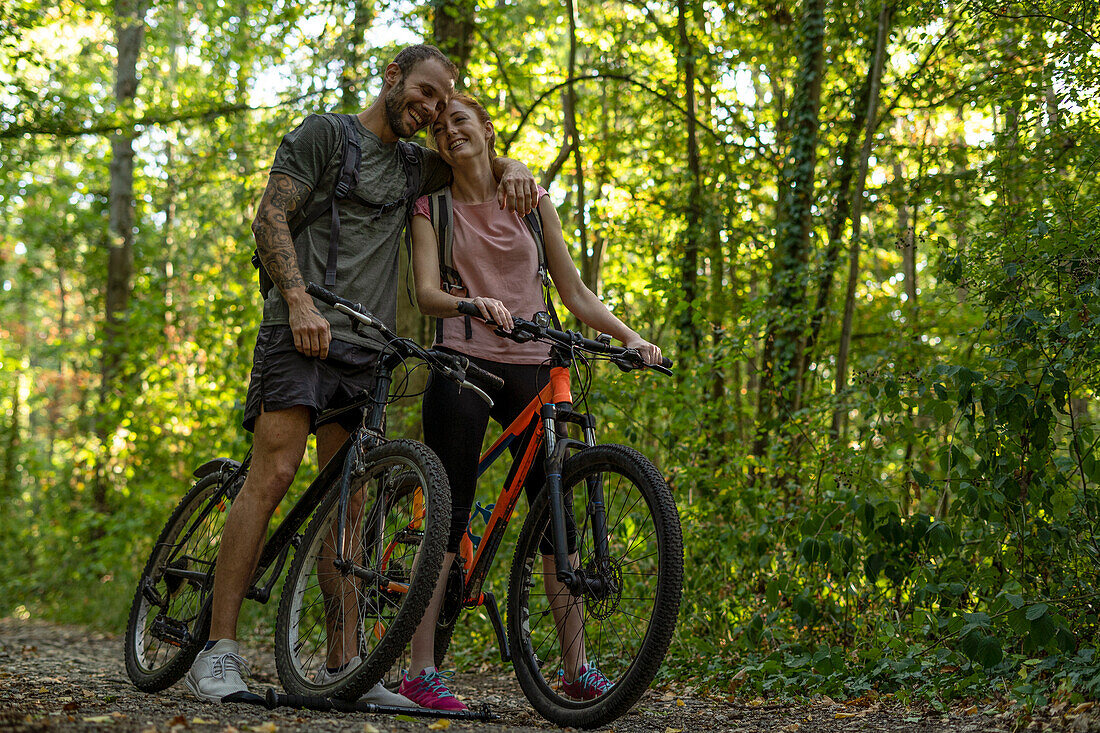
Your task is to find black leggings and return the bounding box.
[422,352,570,555]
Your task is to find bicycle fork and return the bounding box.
[541,404,612,598]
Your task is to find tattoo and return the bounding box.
[252,173,312,293]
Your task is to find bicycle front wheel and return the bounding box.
[507,444,683,728]
[124,470,235,691]
[275,439,450,699]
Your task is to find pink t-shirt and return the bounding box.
[414,189,552,364]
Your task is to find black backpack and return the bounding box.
[253,113,423,295]
[426,186,562,343]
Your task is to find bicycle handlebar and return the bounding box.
[305,283,502,403]
[456,301,674,376]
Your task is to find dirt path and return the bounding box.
[0,618,1093,732]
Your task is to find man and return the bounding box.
[185,44,537,703]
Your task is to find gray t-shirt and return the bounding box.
[263,113,450,348]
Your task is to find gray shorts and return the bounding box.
[242,325,379,434]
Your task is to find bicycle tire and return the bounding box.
[124,471,235,691]
[507,444,683,728]
[274,439,450,699]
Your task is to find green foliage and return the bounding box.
[2,0,1099,710]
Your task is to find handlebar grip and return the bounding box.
[659,356,673,369]
[465,361,505,392]
[306,282,364,314]
[456,300,481,318]
[456,300,502,327]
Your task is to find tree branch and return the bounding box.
[500,72,734,154]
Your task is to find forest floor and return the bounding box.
[1,618,1098,733]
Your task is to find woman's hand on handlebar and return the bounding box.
[624,335,662,366]
[466,296,514,332]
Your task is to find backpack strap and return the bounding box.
[321,113,363,286]
[397,141,423,306]
[429,187,472,342]
[521,206,563,331]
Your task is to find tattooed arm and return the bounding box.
[251,172,331,358]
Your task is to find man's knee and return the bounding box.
[245,406,311,512]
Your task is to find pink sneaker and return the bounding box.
[560,665,612,700]
[399,669,468,711]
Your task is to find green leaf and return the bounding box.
[976,635,1003,667]
[1025,603,1049,621]
[1029,613,1057,647]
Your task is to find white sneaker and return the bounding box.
[185,639,251,702]
[314,656,414,706]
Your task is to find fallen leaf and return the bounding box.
[783,724,801,732]
[676,699,686,707]
[169,715,188,727]
[192,717,216,724]
[427,720,450,731]
[821,695,837,706]
[363,724,380,733]
[1071,702,1096,715]
[83,716,115,724]
[836,711,859,719]
[62,702,80,711]
[664,728,684,733]
[963,706,978,715]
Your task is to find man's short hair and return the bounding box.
[393,44,459,81]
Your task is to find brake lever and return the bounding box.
[437,360,495,407]
[459,378,494,407]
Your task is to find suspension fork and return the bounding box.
[577,414,613,574]
[542,404,610,595]
[334,359,394,566]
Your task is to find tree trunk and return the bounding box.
[752,0,828,459]
[433,0,476,77]
[799,28,878,396]
[564,0,590,304]
[832,5,893,438]
[96,0,146,517]
[340,0,374,109]
[676,0,702,355]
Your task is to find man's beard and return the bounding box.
[383,77,414,138]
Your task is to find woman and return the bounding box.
[402,93,662,710]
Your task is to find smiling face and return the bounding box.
[382,57,454,138]
[431,97,495,169]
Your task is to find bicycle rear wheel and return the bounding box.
[124,469,236,691]
[274,439,450,699]
[507,444,683,728]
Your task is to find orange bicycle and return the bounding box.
[383,303,683,728]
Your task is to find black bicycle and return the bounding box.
[124,283,502,701]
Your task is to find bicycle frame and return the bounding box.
[440,355,611,654]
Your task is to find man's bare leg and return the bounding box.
[314,422,360,669]
[208,406,311,641]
